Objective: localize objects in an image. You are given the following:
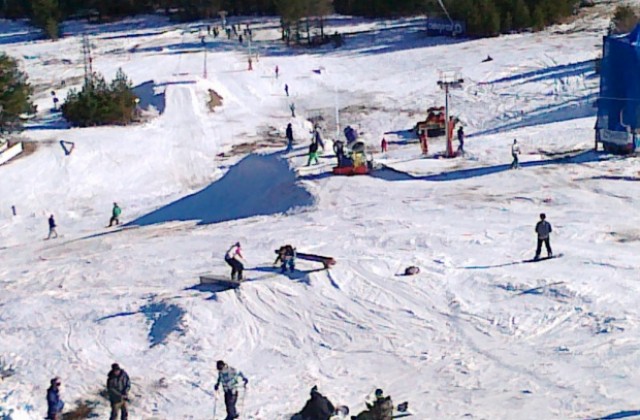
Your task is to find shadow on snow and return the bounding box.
[587,410,640,420]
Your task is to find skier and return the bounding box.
[107,363,130,420]
[46,377,64,420]
[275,65,279,79]
[290,103,296,118]
[307,141,320,166]
[286,123,294,151]
[457,126,464,155]
[225,242,245,281]
[511,139,521,169]
[109,202,121,227]
[380,137,388,153]
[274,244,296,273]
[47,214,58,239]
[293,385,335,420]
[215,360,248,420]
[285,84,289,96]
[534,213,553,260]
[352,389,393,420]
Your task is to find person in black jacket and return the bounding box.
[286,123,294,151]
[307,141,319,166]
[46,377,64,419]
[107,363,131,420]
[534,213,553,260]
[296,386,335,420]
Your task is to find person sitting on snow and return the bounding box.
[352,389,393,420]
[293,385,336,420]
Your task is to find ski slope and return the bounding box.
[2,7,640,420]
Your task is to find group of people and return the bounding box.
[45,203,121,240]
[293,386,396,420]
[47,363,130,420]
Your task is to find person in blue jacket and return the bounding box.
[47,377,64,420]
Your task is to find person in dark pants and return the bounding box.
[225,242,245,280]
[534,213,553,260]
[107,363,130,420]
[457,126,465,155]
[286,123,294,151]
[109,202,121,227]
[46,377,64,420]
[47,214,58,239]
[215,360,248,420]
[274,245,296,273]
[296,385,335,420]
[511,139,520,169]
[285,84,289,96]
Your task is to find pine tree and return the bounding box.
[511,0,530,29]
[531,4,546,30]
[0,53,34,134]
[31,0,61,39]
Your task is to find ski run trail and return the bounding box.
[3,4,640,419]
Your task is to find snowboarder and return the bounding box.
[285,84,289,96]
[46,377,64,420]
[457,126,464,155]
[225,242,245,281]
[290,103,296,118]
[274,244,296,273]
[352,389,393,420]
[381,137,388,153]
[293,385,335,420]
[286,123,294,151]
[107,363,130,420]
[47,214,58,239]
[511,139,521,169]
[307,141,320,166]
[275,65,279,79]
[215,360,248,420]
[109,202,121,227]
[534,213,553,260]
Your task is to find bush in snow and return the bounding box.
[62,68,138,127]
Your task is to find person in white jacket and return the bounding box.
[225,242,245,280]
[511,139,521,169]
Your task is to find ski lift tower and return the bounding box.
[437,70,463,158]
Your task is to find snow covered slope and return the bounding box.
[2,9,640,420]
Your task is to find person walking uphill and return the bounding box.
[109,202,121,227]
[534,213,553,260]
[46,377,64,420]
[107,363,131,420]
[225,242,246,281]
[215,360,248,420]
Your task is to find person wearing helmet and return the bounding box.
[214,360,248,420]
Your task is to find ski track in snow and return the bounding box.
[3,9,640,419]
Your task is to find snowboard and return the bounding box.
[523,253,563,263]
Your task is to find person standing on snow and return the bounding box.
[290,103,296,118]
[286,123,294,151]
[274,244,296,273]
[225,242,246,281]
[215,360,248,420]
[47,214,58,239]
[534,213,553,260]
[285,84,289,97]
[457,126,465,155]
[294,385,335,420]
[109,202,122,227]
[107,363,130,420]
[46,377,64,420]
[275,65,279,78]
[510,139,521,169]
[381,137,388,153]
[307,141,320,166]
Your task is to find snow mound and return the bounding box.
[130,153,314,226]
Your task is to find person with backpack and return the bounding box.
[293,385,336,420]
[109,202,122,227]
[47,214,58,239]
[46,377,64,420]
[534,213,553,260]
[225,242,246,281]
[352,389,393,420]
[107,363,130,420]
[215,360,248,420]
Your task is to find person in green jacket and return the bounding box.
[109,202,122,227]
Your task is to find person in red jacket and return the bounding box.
[381,137,388,153]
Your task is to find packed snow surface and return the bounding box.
[2,9,640,420]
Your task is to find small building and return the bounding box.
[596,25,640,153]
